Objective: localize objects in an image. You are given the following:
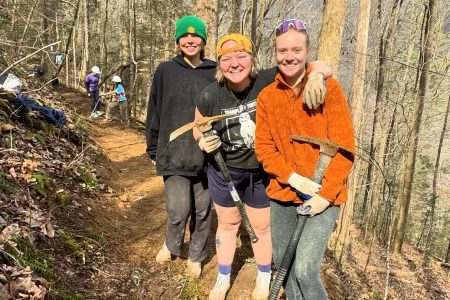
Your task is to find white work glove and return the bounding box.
[198,134,221,153]
[303,71,326,110]
[287,172,321,198]
[150,159,156,166]
[297,194,330,217]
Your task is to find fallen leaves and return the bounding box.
[0,88,105,299]
[0,123,15,132]
[0,265,48,299]
[21,160,41,182]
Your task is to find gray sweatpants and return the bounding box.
[163,174,212,262]
[271,200,340,300]
[106,100,129,125]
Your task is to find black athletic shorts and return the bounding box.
[207,163,270,208]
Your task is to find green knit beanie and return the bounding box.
[175,16,207,44]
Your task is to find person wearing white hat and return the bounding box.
[101,75,129,126]
[85,66,101,117]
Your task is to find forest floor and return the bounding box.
[1,84,449,300]
[58,87,262,300]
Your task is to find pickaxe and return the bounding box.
[169,114,258,243]
[269,135,353,300]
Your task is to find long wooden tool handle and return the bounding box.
[269,215,307,300]
[203,131,258,243]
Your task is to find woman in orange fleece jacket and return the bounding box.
[255,19,355,300]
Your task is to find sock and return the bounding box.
[218,264,232,275]
[257,264,271,273]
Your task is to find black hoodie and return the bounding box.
[146,56,217,176]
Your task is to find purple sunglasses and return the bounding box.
[275,19,307,35]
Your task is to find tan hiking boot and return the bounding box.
[209,273,230,300]
[186,259,201,278]
[155,243,172,263]
[251,271,271,300]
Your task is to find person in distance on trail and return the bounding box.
[255,19,355,300]
[85,66,102,118]
[193,33,332,300]
[145,15,217,279]
[101,75,129,126]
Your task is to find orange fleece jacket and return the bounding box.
[255,72,355,205]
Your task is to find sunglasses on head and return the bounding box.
[275,19,307,35]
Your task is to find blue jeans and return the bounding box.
[163,175,212,262]
[271,200,340,300]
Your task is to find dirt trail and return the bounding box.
[52,88,450,300]
[60,89,257,299]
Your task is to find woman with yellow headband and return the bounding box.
[193,33,332,300]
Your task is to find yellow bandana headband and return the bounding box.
[216,34,253,58]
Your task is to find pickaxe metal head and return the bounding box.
[169,114,236,142]
[291,135,353,183]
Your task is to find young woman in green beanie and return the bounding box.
[146,15,216,278]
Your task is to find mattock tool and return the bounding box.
[269,135,353,300]
[169,114,259,243]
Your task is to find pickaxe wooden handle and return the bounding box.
[169,114,258,243]
[269,135,352,300]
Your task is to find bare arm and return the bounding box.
[100,90,115,97]
[309,60,333,79]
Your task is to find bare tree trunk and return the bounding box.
[19,2,38,48]
[101,0,109,75]
[335,0,371,262]
[242,0,252,37]
[445,239,450,263]
[55,0,82,79]
[393,0,436,253]
[40,0,56,79]
[424,90,450,264]
[363,0,404,231]
[194,0,218,59]
[316,0,348,73]
[249,0,257,47]
[72,33,77,88]
[229,0,241,33]
[65,51,69,85]
[128,0,138,119]
[416,211,429,249]
[149,0,154,75]
[80,0,89,76]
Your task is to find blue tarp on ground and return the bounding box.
[12,94,66,128]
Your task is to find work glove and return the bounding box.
[150,159,156,166]
[303,71,326,110]
[198,134,221,153]
[297,194,330,217]
[287,172,321,198]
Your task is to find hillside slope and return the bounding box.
[0,82,448,299]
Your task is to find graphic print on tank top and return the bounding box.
[220,98,257,151]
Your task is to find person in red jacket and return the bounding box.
[255,19,355,300]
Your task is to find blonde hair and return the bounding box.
[215,55,258,84]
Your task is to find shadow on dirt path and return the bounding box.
[59,88,258,299]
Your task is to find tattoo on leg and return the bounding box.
[215,237,221,249]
